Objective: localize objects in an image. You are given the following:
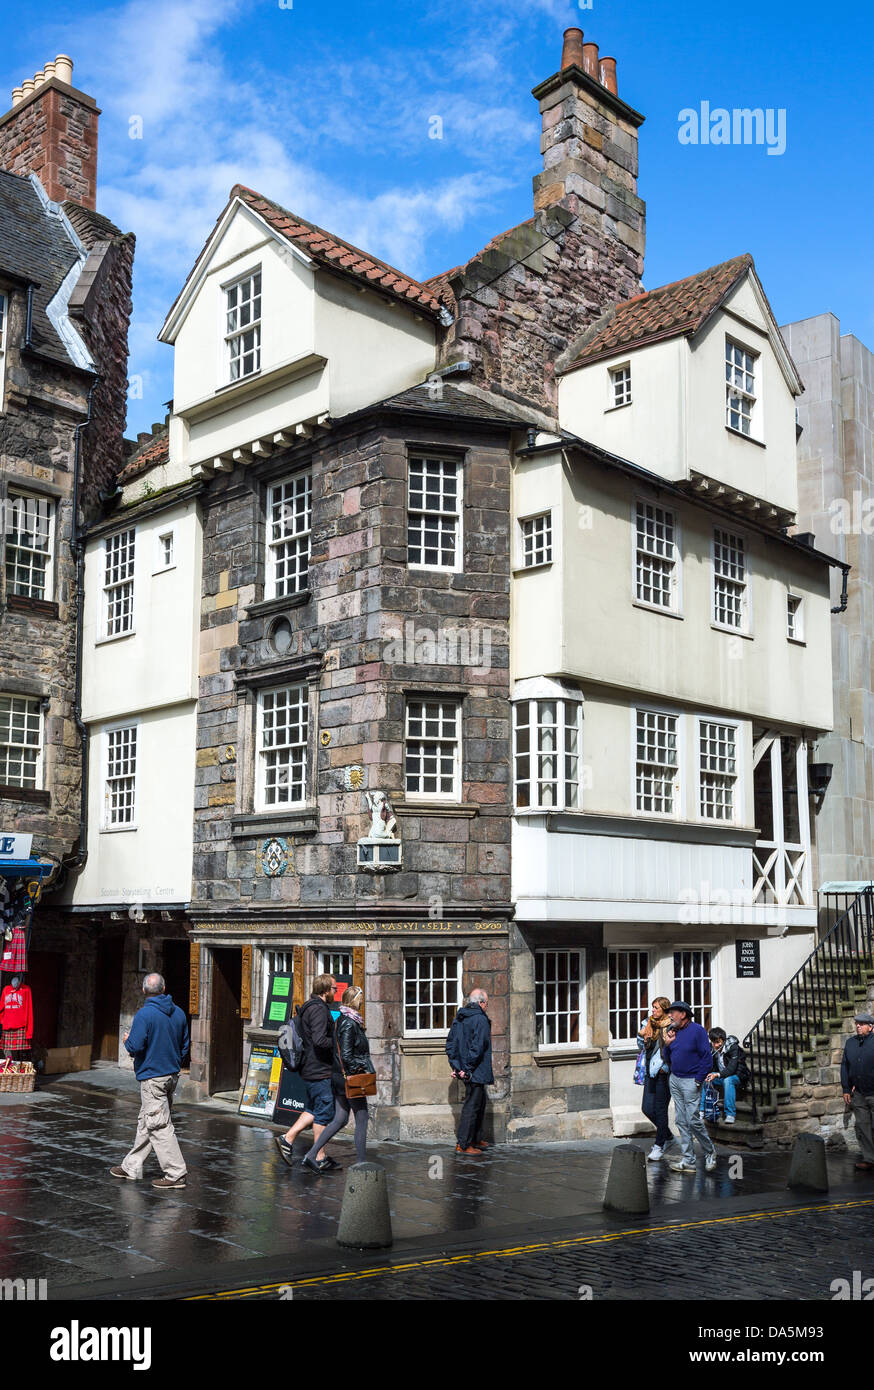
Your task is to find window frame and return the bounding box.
[4,490,56,602]
[0,693,44,791]
[513,689,582,812]
[633,705,683,819]
[402,952,462,1038]
[535,947,587,1051]
[406,453,463,573]
[102,721,138,832]
[673,947,716,1032]
[711,525,751,635]
[608,361,632,409]
[696,714,741,825]
[608,948,651,1044]
[265,472,313,600]
[153,528,175,575]
[404,697,462,803]
[787,591,804,643]
[222,266,262,385]
[255,683,309,813]
[725,336,758,438]
[518,510,553,570]
[101,528,136,641]
[632,498,682,616]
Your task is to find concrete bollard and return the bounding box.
[337,1161,393,1249]
[603,1143,650,1214]
[787,1132,829,1192]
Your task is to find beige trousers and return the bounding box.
[121,1074,187,1180]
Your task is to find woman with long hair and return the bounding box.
[301,985,374,1173]
[637,994,675,1161]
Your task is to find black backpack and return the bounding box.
[278,1007,305,1071]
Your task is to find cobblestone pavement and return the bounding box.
[240,1200,874,1301]
[0,1070,871,1296]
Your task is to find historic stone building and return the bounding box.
[0,56,133,1056]
[148,29,650,1137]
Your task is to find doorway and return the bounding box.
[92,936,125,1061]
[209,947,243,1095]
[28,951,64,1049]
[161,939,192,1068]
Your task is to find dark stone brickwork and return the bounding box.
[0,84,99,210]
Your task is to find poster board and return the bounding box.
[272,1063,311,1127]
[239,1045,283,1118]
[262,972,294,1029]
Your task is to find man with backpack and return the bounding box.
[446,988,493,1155]
[274,974,339,1172]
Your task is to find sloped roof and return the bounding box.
[61,201,127,251]
[119,424,169,484]
[232,185,443,316]
[0,170,81,365]
[375,380,530,426]
[425,217,537,309]
[561,253,755,371]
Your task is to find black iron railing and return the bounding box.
[744,887,874,1121]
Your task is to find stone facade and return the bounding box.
[0,78,99,210]
[187,405,515,1135]
[781,314,874,889]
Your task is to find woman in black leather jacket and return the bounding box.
[301,986,374,1172]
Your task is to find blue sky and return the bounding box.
[3,0,873,437]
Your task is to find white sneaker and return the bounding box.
[647,1144,664,1162]
[669,1159,697,1173]
[705,1151,717,1171]
[723,1114,735,1124]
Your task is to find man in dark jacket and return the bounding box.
[705,1028,751,1125]
[110,973,189,1189]
[841,1011,874,1171]
[447,988,493,1155]
[275,975,339,1173]
[662,1001,717,1173]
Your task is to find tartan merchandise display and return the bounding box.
[0,926,27,974]
[1,1026,28,1051]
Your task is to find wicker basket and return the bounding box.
[0,1062,36,1093]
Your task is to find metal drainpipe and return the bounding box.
[831,565,849,615]
[58,373,99,885]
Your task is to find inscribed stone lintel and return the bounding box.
[190,919,507,936]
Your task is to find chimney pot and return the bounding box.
[44,61,57,82]
[583,42,600,79]
[54,55,74,86]
[11,87,23,107]
[20,78,34,98]
[599,56,618,93]
[560,27,585,71]
[33,71,46,90]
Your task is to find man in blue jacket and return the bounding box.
[662,1001,717,1174]
[446,988,493,1155]
[110,972,190,1189]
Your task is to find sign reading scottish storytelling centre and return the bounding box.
[735,939,761,979]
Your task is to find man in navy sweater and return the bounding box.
[110,973,190,1189]
[662,1001,717,1174]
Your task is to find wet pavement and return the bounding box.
[0,1067,871,1297]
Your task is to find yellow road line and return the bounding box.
[186,1197,874,1300]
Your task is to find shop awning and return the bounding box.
[0,860,51,878]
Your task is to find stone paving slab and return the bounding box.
[0,1071,869,1296]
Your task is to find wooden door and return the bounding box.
[209,948,243,1094]
[92,937,125,1061]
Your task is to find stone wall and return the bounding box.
[435,64,645,414]
[0,83,99,209]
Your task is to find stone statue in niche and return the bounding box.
[364,790,398,840]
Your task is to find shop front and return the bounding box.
[0,832,54,1086]
[187,915,511,1141]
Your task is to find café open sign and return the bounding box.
[0,834,33,860]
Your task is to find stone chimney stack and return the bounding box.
[0,56,99,209]
[533,28,645,278]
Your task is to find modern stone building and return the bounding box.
[0,56,133,1056]
[780,314,874,903]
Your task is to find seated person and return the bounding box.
[705,1028,751,1124]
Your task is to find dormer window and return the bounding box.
[225,270,261,382]
[610,363,632,408]
[725,338,756,436]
